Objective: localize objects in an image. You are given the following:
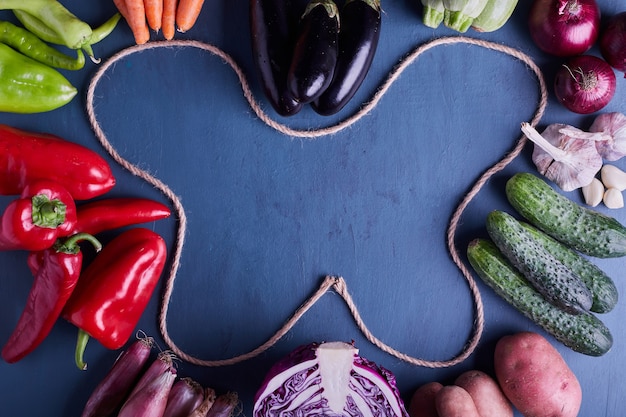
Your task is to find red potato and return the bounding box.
[435,385,481,417]
[408,381,443,417]
[454,370,513,417]
[494,332,582,417]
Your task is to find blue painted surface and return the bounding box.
[0,1,625,415]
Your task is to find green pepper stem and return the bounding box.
[54,232,103,255]
[74,329,90,370]
[31,194,66,228]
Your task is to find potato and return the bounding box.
[435,385,481,417]
[408,381,443,417]
[494,332,582,417]
[454,370,513,417]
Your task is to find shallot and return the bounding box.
[204,392,239,417]
[163,378,206,417]
[522,123,604,191]
[80,336,154,417]
[187,387,217,417]
[117,367,177,417]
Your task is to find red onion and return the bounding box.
[528,0,601,57]
[600,12,626,76]
[554,55,616,114]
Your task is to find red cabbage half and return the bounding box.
[253,341,409,417]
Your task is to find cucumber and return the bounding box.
[506,172,626,258]
[467,238,613,357]
[486,210,593,315]
[520,221,619,314]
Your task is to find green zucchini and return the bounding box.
[471,0,518,32]
[467,238,613,357]
[520,222,619,314]
[486,210,593,314]
[506,172,626,258]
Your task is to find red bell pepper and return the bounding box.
[0,124,115,200]
[73,197,171,235]
[0,180,78,251]
[1,232,102,363]
[62,227,167,370]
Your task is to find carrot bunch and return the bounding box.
[113,0,205,44]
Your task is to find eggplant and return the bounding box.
[250,0,303,116]
[312,0,381,115]
[287,0,340,104]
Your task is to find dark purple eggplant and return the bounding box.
[312,0,381,115]
[287,0,340,104]
[250,0,303,116]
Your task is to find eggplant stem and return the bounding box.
[521,123,568,161]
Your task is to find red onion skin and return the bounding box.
[80,337,153,417]
[554,55,616,114]
[600,12,626,76]
[528,0,601,57]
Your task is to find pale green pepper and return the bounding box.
[0,0,92,49]
[0,42,76,113]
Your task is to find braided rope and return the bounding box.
[85,36,547,368]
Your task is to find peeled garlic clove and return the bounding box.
[601,164,626,191]
[582,178,604,207]
[603,188,624,209]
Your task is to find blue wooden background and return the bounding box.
[1,1,625,415]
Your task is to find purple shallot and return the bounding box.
[188,387,217,417]
[117,367,177,417]
[162,377,205,417]
[204,392,239,417]
[80,335,154,417]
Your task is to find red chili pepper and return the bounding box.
[73,198,171,235]
[62,227,167,370]
[1,233,102,363]
[0,180,78,251]
[0,124,115,200]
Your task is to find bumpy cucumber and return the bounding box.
[486,210,593,314]
[520,222,619,314]
[506,172,626,258]
[467,238,613,357]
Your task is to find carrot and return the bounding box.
[113,0,130,20]
[144,0,163,32]
[162,0,177,40]
[175,0,205,33]
[125,0,151,44]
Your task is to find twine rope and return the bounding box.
[85,36,547,368]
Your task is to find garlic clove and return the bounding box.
[600,164,626,191]
[581,177,604,207]
[603,187,624,209]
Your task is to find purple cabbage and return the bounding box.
[253,341,409,417]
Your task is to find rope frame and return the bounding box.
[85,36,548,368]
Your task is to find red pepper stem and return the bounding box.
[54,232,102,254]
[75,328,91,370]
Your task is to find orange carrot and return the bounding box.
[175,0,205,33]
[162,0,177,40]
[113,0,130,20]
[144,0,163,32]
[125,0,151,44]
